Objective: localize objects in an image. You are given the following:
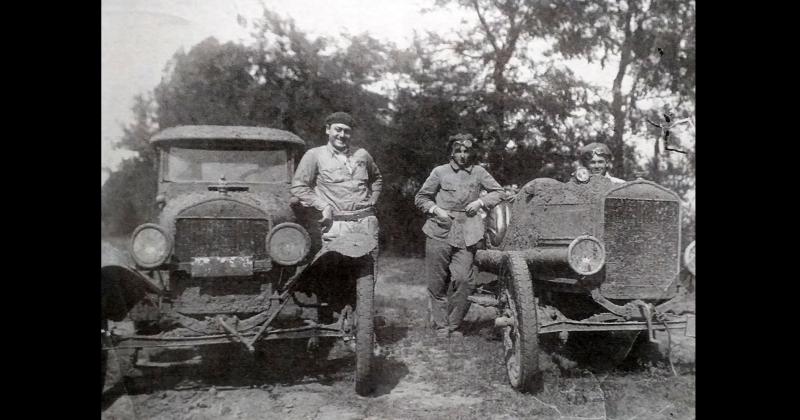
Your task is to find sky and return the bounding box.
[101,0,634,185]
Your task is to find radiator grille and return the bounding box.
[174,218,270,261]
[601,198,680,299]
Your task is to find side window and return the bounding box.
[164,148,200,181]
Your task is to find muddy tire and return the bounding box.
[354,268,375,396]
[101,319,108,393]
[500,252,541,393]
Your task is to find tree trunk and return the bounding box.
[610,5,635,177]
[492,70,507,144]
[470,0,529,148]
[651,136,661,183]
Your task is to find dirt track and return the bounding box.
[102,257,695,420]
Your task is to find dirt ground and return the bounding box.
[102,256,695,420]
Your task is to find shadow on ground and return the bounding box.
[370,355,411,396]
[103,340,352,399]
[376,321,410,346]
[543,329,685,377]
[102,325,413,410]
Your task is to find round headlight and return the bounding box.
[575,167,590,183]
[267,223,311,266]
[130,223,171,268]
[684,240,695,276]
[567,235,605,275]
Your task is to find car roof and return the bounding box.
[150,125,306,147]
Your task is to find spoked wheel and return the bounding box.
[499,252,541,392]
[354,267,375,396]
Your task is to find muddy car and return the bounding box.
[101,125,377,395]
[473,171,695,392]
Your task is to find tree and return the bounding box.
[242,10,394,142]
[436,0,541,140]
[390,0,599,185]
[101,95,159,236]
[102,11,398,240]
[155,38,257,128]
[548,0,696,181]
[102,3,695,252]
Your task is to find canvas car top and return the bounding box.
[151,125,306,147]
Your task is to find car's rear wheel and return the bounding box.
[354,267,375,396]
[500,252,541,393]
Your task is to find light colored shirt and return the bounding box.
[291,144,382,212]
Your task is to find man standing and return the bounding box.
[291,111,381,395]
[291,111,382,245]
[415,134,504,337]
[578,142,625,183]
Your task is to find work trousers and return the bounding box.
[425,237,476,331]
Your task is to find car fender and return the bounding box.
[319,232,378,259]
[101,241,164,321]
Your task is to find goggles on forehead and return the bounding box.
[452,139,473,149]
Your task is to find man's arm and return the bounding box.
[476,167,505,208]
[290,149,329,211]
[414,167,442,214]
[366,151,382,206]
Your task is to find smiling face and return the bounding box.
[588,154,610,176]
[326,123,352,151]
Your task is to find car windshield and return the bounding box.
[164,147,289,183]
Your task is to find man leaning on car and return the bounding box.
[290,111,383,249]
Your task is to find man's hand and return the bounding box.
[319,205,333,230]
[431,205,450,220]
[465,199,483,217]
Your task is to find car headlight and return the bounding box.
[575,167,590,183]
[684,240,695,276]
[567,235,605,275]
[130,223,172,268]
[266,223,311,266]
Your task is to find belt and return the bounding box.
[440,208,468,219]
[332,207,375,222]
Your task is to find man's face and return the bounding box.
[451,145,470,167]
[588,155,610,176]
[326,123,352,151]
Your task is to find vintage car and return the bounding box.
[474,168,695,392]
[101,125,377,395]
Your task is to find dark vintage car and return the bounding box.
[474,169,695,392]
[101,125,377,395]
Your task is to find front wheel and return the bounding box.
[500,252,541,392]
[101,319,108,393]
[354,267,375,396]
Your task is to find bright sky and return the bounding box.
[101,0,629,185]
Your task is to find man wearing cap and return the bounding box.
[415,134,505,337]
[578,142,625,183]
[291,111,382,245]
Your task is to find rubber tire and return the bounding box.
[101,319,108,393]
[354,269,375,396]
[502,252,541,393]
